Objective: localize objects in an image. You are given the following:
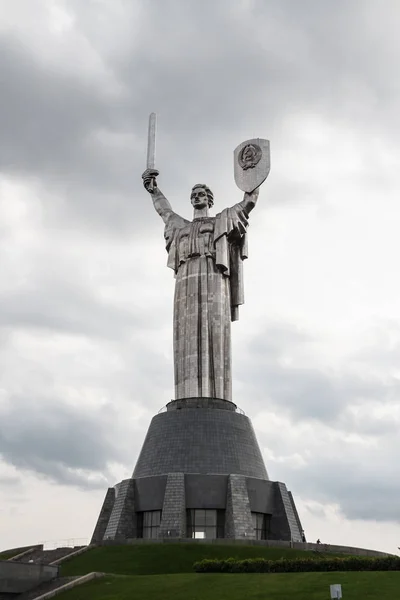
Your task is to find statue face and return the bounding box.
[191,187,208,209]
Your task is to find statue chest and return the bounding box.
[178,218,215,259]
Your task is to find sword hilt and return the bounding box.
[142,168,159,194]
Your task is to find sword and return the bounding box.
[146,112,157,192]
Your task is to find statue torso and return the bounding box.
[177,217,216,264]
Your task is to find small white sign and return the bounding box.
[330,584,342,599]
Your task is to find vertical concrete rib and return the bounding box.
[159,473,186,538]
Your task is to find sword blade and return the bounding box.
[146,112,157,169]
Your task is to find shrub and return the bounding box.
[193,555,400,574]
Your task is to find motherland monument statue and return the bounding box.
[142,113,270,402]
[91,116,304,544]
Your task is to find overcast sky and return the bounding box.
[1,0,400,554]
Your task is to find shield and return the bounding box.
[233,138,270,193]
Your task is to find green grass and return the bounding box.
[56,572,400,600]
[61,544,347,576]
[0,545,34,560]
[0,550,17,560]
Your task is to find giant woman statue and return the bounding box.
[142,168,260,402]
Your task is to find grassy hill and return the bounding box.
[61,543,351,576]
[57,571,400,600]
[3,543,398,599]
[0,545,34,559]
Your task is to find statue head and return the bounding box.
[191,184,214,209]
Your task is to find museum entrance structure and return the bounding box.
[91,117,304,544]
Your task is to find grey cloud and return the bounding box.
[0,395,139,488]
[110,0,400,142]
[275,449,400,523]
[0,474,20,487]
[353,319,400,370]
[0,278,142,339]
[2,0,399,234]
[234,320,400,523]
[0,308,173,487]
[0,33,140,232]
[340,408,400,437]
[237,322,400,425]
[0,35,110,178]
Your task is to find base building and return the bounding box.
[91,398,304,543]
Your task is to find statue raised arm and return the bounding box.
[142,168,174,225]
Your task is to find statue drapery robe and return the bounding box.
[164,201,250,401]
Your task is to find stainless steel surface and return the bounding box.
[146,112,157,169]
[143,135,269,401]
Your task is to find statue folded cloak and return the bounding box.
[164,201,250,401]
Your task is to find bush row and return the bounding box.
[193,555,400,573]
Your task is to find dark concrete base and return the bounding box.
[91,398,305,543]
[133,398,268,479]
[0,562,59,594]
[91,473,303,543]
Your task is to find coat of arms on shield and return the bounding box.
[234,138,270,193]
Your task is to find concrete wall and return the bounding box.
[103,479,136,540]
[133,408,268,479]
[269,482,302,542]
[159,473,186,538]
[91,488,115,544]
[92,473,303,543]
[135,476,167,511]
[246,477,275,513]
[0,562,58,594]
[288,490,304,539]
[225,474,254,539]
[185,474,227,509]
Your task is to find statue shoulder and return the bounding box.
[214,203,249,240]
[164,212,189,250]
[165,211,189,229]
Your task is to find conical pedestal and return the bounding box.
[91,398,304,543]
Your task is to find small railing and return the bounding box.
[38,538,88,550]
[158,399,245,415]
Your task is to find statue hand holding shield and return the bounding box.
[234,138,270,194]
